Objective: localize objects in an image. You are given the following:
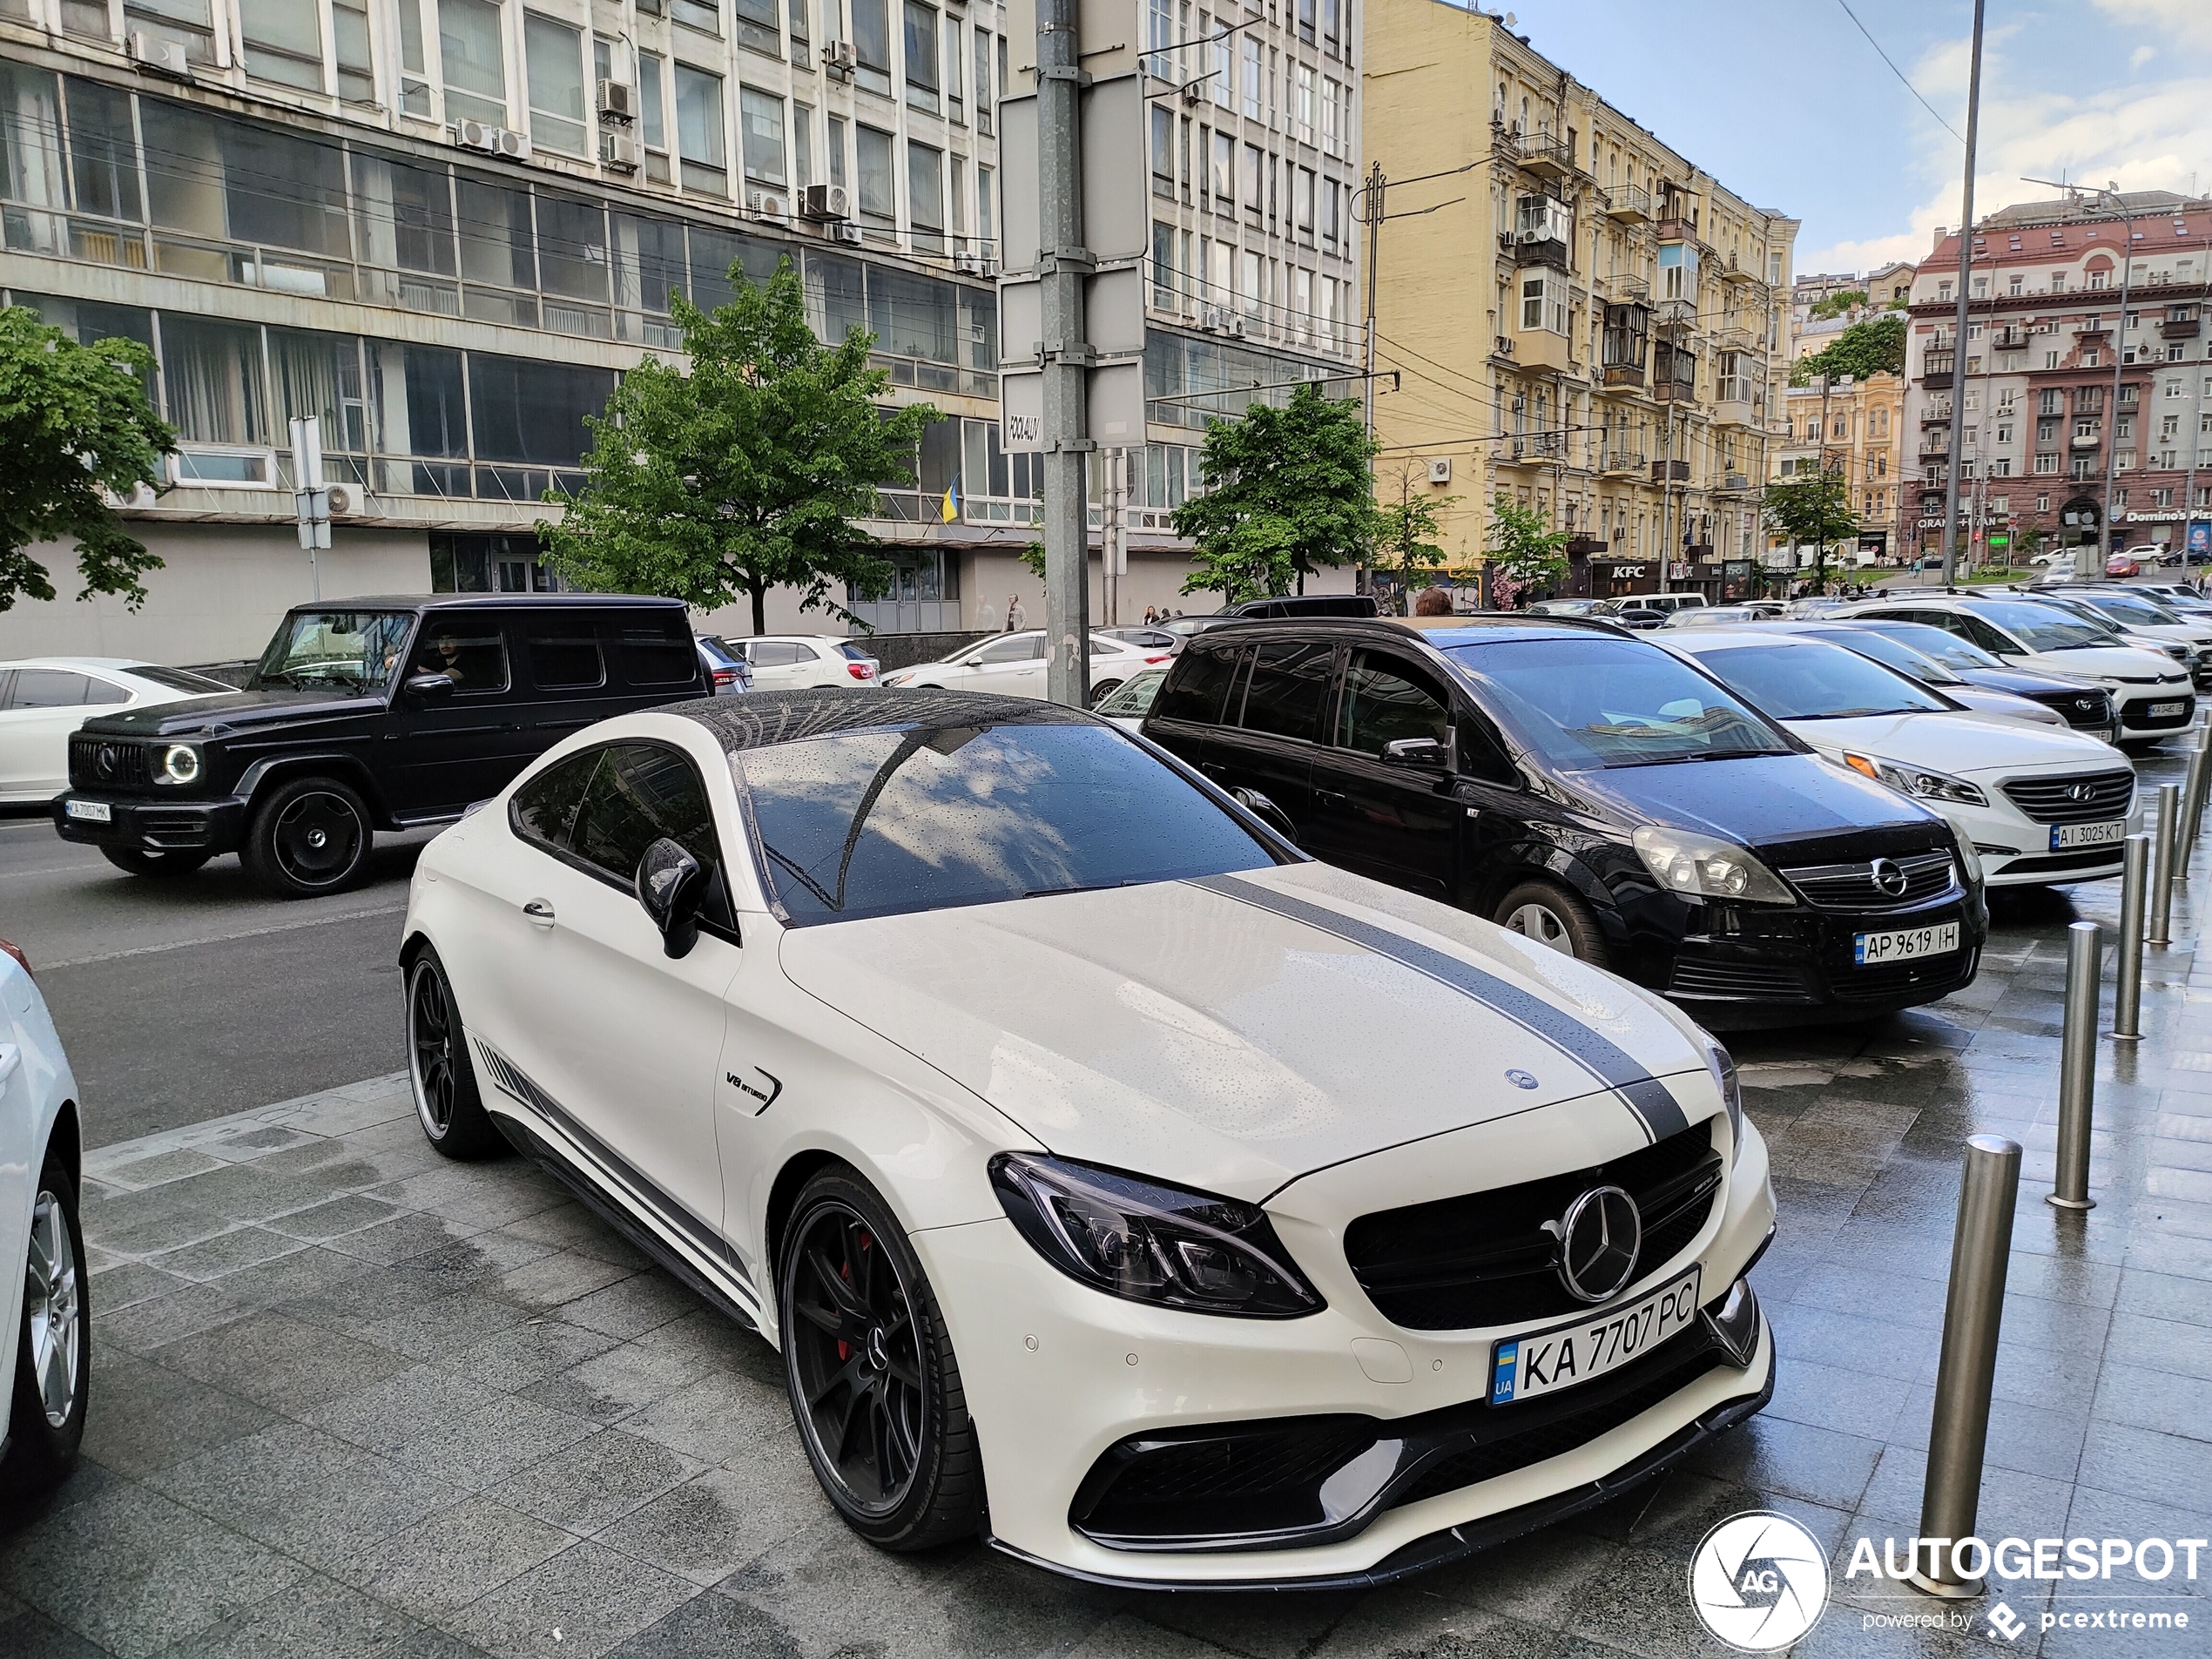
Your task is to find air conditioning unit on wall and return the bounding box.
[831,221,863,246]
[127,31,192,78]
[800,182,851,221]
[751,190,792,222]
[325,483,358,516]
[1428,457,1453,483]
[453,119,498,153]
[601,132,641,172]
[597,78,637,121]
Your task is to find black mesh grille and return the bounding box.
[1832,948,1977,1004]
[1667,959,1810,1000]
[1077,1420,1380,1539]
[1782,849,1956,911]
[1343,1123,1722,1332]
[69,736,149,791]
[2035,691,2115,730]
[1999,769,2134,824]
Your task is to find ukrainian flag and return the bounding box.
[940,476,961,524]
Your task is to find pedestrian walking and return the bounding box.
[1007,594,1027,630]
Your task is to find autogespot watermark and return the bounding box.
[1687,1516,2205,1649]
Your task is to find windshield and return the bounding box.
[1687,640,1951,720]
[2081,593,2186,627]
[1095,667,1168,716]
[1853,621,2003,671]
[1967,601,2115,652]
[250,610,414,691]
[1803,628,1962,685]
[735,720,1280,925]
[130,664,234,694]
[1444,637,1792,769]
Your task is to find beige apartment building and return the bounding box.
[1772,370,1906,563]
[1360,0,1797,601]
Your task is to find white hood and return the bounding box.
[777,862,1709,1201]
[1783,710,2122,778]
[2018,644,2188,683]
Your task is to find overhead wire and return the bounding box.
[1833,0,1967,146]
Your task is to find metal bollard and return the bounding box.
[2112,834,2149,1041]
[2049,920,2100,1211]
[2150,783,2180,946]
[1908,1134,2023,1600]
[2185,733,2212,866]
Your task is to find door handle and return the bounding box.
[1315,787,1348,806]
[0,1045,17,1087]
[522,899,556,927]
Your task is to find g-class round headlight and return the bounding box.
[158,744,201,786]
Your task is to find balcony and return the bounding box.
[1511,132,1581,183]
[1601,361,1647,388]
[1655,298,1696,334]
[1716,326,1756,353]
[1713,393,1755,428]
[1715,472,1752,494]
[1655,214,1696,245]
[1717,254,1761,288]
[1650,458,1690,483]
[1992,327,2028,351]
[1921,368,1956,392]
[2070,433,2101,449]
[1919,442,1951,462]
[1514,236,1573,275]
[1597,273,1650,303]
[1601,183,1652,224]
[2075,321,2112,340]
[1601,450,1646,476]
[2163,314,2202,340]
[1514,327,1574,374]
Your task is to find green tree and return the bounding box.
[1807,288,1869,320]
[1486,494,1569,605]
[1375,462,1457,610]
[1170,384,1379,604]
[1791,313,1907,388]
[1763,470,1858,595]
[541,261,934,635]
[0,305,175,613]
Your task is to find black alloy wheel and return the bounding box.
[405,949,502,1159]
[779,1168,981,1549]
[99,847,212,878]
[244,776,371,898]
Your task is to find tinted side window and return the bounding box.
[611,615,700,688]
[510,749,603,851]
[752,641,807,666]
[1337,652,1450,757]
[10,670,91,708]
[1239,640,1333,743]
[412,620,511,693]
[83,676,131,705]
[1956,613,2017,654]
[523,617,606,691]
[974,635,1037,664]
[1150,643,1245,725]
[1456,705,1520,786]
[570,742,720,884]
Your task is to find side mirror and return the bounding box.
[636,837,708,959]
[1383,736,1447,767]
[404,671,455,703]
[1231,786,1299,846]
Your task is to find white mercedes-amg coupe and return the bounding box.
[401,689,1776,1588]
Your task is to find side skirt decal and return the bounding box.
[1189,873,1690,1143]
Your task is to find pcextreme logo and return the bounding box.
[1689,1511,1831,1651]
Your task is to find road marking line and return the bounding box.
[42,903,408,970]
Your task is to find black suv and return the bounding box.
[1141,617,1987,1027]
[54,595,705,897]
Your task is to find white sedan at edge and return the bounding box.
[0,658,233,804]
[0,938,90,1498]
[1666,631,2141,888]
[400,687,1775,1588]
[877,630,1170,704]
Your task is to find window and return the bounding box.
[440,0,509,126]
[903,1,940,112]
[570,744,723,888]
[638,51,668,151]
[523,617,605,689]
[945,13,964,119]
[1336,653,1448,758]
[613,615,699,686]
[239,0,323,91]
[731,0,778,55]
[851,0,892,94]
[1241,144,1262,220]
[410,618,511,693]
[856,125,895,222]
[1520,272,1566,335]
[524,12,588,153]
[827,114,847,188]
[510,748,600,849]
[1151,105,1175,198]
[162,317,267,446]
[976,165,993,248]
[467,354,616,465]
[907,140,943,249]
[1152,219,1176,307]
[1210,131,1234,206]
[1239,640,1332,742]
[975,29,993,134]
[740,88,786,186]
[675,64,728,193]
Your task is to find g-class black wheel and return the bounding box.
[244,775,371,898]
[779,1167,981,1551]
[406,948,502,1160]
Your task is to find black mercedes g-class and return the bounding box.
[53,595,705,897]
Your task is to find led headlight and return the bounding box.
[989,1152,1324,1318]
[157,744,201,786]
[1630,825,1795,904]
[1701,1030,1744,1165]
[1842,752,1987,806]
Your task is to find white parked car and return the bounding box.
[0,939,87,1495]
[1667,631,2141,888]
[1090,664,1169,732]
[1844,596,2195,748]
[725,635,882,689]
[2016,589,2212,689]
[401,691,1775,1588]
[0,659,232,804]
[878,630,1170,703]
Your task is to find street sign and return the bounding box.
[1987,532,2010,549]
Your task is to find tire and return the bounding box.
[778,1165,982,1552]
[1494,879,1611,968]
[1088,679,1123,708]
[1,1148,89,1497]
[242,775,373,899]
[99,846,211,878]
[405,948,503,1161]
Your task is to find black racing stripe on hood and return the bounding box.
[1189,873,1690,1143]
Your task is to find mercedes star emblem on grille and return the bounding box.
[96,744,118,778]
[1870,856,1909,898]
[1552,1184,1642,1304]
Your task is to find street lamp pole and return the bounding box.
[1939,0,1986,588]
[2101,187,2135,566]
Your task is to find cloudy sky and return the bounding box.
[1485,0,2212,275]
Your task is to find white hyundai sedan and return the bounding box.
[1668,631,2140,888]
[401,690,1775,1588]
[0,659,233,804]
[877,630,1169,705]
